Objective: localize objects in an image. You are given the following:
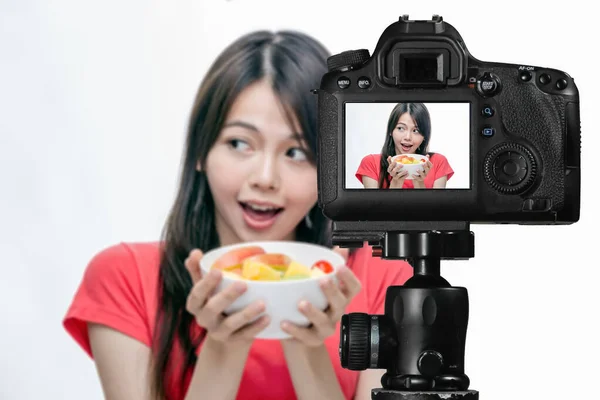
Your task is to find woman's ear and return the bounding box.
[196,161,202,172]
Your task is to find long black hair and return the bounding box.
[377,103,432,188]
[149,31,331,399]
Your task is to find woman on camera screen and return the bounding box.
[355,102,454,189]
[62,31,413,400]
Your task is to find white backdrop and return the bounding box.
[345,103,470,189]
[1,1,599,400]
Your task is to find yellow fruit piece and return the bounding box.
[282,261,312,280]
[242,260,282,281]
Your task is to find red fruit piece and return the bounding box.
[212,246,266,271]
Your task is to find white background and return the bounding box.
[1,1,599,400]
[345,103,470,188]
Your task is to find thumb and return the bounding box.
[184,249,204,284]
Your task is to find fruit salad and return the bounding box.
[395,155,427,164]
[210,245,334,281]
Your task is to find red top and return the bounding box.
[355,153,454,188]
[63,241,413,400]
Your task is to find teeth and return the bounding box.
[247,203,277,211]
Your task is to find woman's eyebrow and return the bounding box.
[224,120,303,140]
[223,120,259,132]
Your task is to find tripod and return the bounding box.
[337,224,479,400]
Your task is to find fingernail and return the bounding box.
[281,321,289,330]
[299,300,308,310]
[209,269,220,278]
[319,277,330,288]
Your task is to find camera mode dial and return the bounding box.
[484,143,537,194]
[327,49,370,72]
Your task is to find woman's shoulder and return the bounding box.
[428,152,449,163]
[360,153,381,162]
[83,241,163,283]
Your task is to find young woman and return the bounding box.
[355,103,454,189]
[63,31,413,400]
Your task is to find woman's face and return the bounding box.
[391,112,425,154]
[202,79,317,246]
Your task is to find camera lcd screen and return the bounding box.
[345,102,470,189]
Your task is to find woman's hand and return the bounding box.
[412,160,433,188]
[387,156,408,189]
[184,249,270,344]
[280,261,362,347]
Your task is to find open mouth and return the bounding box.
[239,202,284,229]
[401,144,413,152]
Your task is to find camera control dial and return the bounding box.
[327,49,370,72]
[484,143,537,194]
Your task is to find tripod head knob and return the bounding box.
[418,350,444,377]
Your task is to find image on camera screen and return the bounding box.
[345,102,470,190]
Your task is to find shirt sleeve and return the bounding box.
[364,251,414,315]
[355,154,380,184]
[433,153,455,181]
[63,243,151,358]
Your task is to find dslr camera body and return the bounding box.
[315,15,581,400]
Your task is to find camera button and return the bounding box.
[481,126,495,137]
[519,71,532,82]
[337,77,351,89]
[556,78,568,90]
[476,72,501,97]
[481,106,494,118]
[357,76,371,89]
[538,73,551,85]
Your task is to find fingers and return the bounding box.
[186,272,248,331]
[186,269,222,316]
[184,249,204,284]
[388,162,406,179]
[212,300,267,340]
[202,280,248,320]
[335,265,362,299]
[319,277,347,321]
[230,315,271,341]
[281,321,321,347]
[414,161,432,180]
[387,160,396,175]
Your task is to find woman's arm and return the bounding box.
[89,323,252,400]
[433,176,448,188]
[354,370,386,400]
[361,176,379,188]
[89,324,152,400]
[281,341,346,400]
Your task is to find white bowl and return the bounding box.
[199,241,346,339]
[391,154,429,180]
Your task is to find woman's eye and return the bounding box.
[228,139,251,151]
[287,147,308,161]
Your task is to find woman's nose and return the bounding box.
[248,154,279,190]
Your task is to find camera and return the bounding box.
[314,15,581,400]
[316,14,580,232]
